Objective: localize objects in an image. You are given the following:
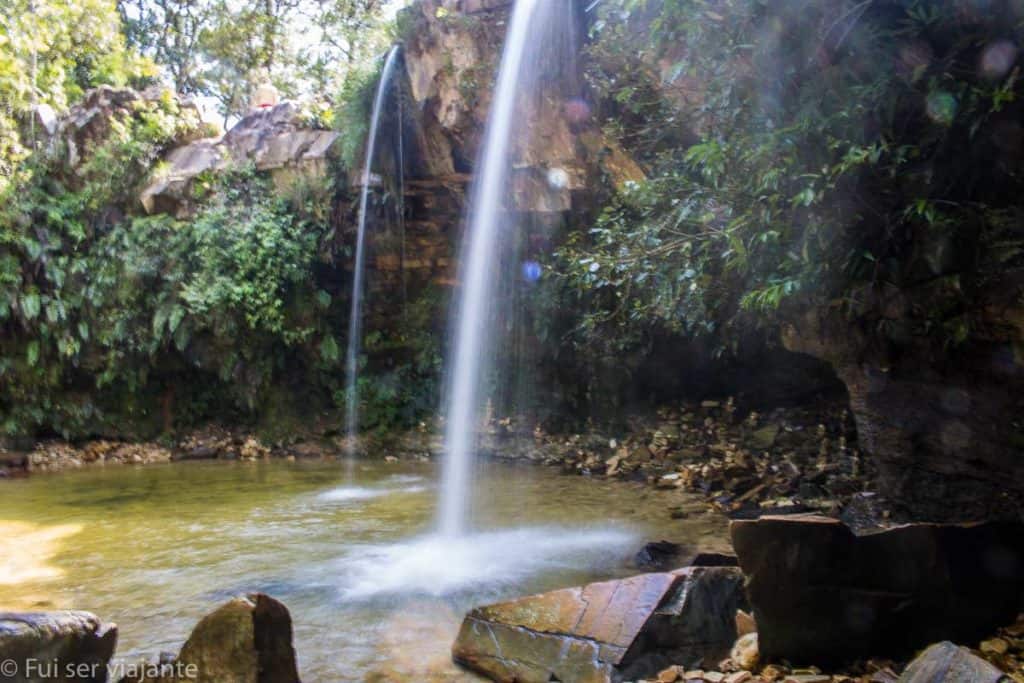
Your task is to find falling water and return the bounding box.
[439,0,574,537]
[345,46,402,464]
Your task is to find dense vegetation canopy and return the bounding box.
[2,0,1023,440]
[559,0,1024,363]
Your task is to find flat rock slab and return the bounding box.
[452,567,746,683]
[898,641,1007,682]
[0,611,117,683]
[731,515,1024,665]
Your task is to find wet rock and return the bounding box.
[690,553,740,568]
[0,611,117,683]
[25,441,171,472]
[400,0,643,208]
[781,308,1024,522]
[239,438,269,460]
[452,566,746,683]
[635,541,686,571]
[730,633,759,671]
[132,593,299,683]
[980,638,1010,655]
[175,445,219,461]
[731,515,1024,664]
[0,452,28,472]
[749,425,780,450]
[898,641,1006,682]
[724,673,753,683]
[734,610,756,637]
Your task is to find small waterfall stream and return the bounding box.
[344,46,403,465]
[439,0,573,537]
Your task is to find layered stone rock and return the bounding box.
[781,307,1024,521]
[0,611,117,683]
[400,0,644,212]
[898,641,1007,683]
[53,86,203,174]
[140,102,338,217]
[452,566,746,682]
[731,514,1024,665]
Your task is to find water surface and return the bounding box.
[0,459,728,681]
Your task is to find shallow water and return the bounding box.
[0,459,728,681]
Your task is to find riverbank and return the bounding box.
[2,408,1022,682]
[1,395,898,527]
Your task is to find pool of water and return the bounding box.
[0,459,729,681]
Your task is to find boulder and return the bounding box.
[898,641,1007,682]
[57,86,201,175]
[634,541,685,571]
[781,308,1024,521]
[139,102,338,217]
[451,566,747,682]
[730,515,1024,665]
[0,611,117,683]
[131,594,299,683]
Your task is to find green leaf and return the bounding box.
[21,293,40,320]
[320,335,340,363]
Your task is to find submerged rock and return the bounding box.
[898,641,1006,682]
[730,515,1024,665]
[634,541,686,571]
[451,566,747,682]
[0,611,117,683]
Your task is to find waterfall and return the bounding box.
[344,45,403,466]
[439,0,574,537]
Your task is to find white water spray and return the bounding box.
[439,0,572,537]
[345,46,402,464]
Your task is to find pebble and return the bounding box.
[724,674,751,683]
[657,666,681,682]
[981,637,1009,654]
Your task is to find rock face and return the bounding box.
[133,594,299,683]
[731,515,1024,665]
[781,309,1024,521]
[451,567,747,683]
[898,641,1007,683]
[400,0,644,211]
[0,611,117,683]
[53,86,202,175]
[140,102,338,217]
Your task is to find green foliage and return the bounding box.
[341,291,444,432]
[0,88,339,436]
[558,0,1024,355]
[117,0,391,121]
[334,58,380,170]
[0,0,157,192]
[0,83,443,438]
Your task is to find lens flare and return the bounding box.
[522,260,542,282]
[979,41,1018,80]
[564,98,591,123]
[546,167,570,190]
[926,91,957,126]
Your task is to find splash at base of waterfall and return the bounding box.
[337,526,639,600]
